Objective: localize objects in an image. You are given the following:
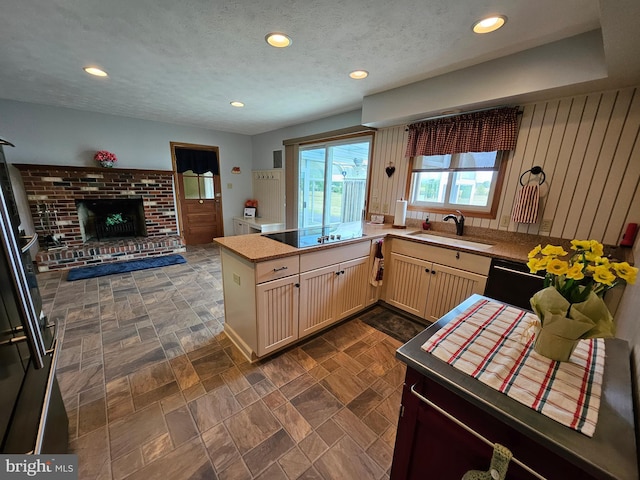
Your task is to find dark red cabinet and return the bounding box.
[391,367,602,480]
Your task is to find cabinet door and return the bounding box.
[385,252,431,317]
[299,265,338,337]
[423,263,487,323]
[336,256,369,320]
[256,276,299,357]
[233,219,247,236]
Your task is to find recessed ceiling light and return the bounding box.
[349,70,369,80]
[265,33,292,48]
[83,66,108,77]
[230,101,245,108]
[472,15,507,34]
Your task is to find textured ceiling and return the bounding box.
[0,1,604,135]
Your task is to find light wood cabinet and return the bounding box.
[384,239,490,321]
[386,252,432,317]
[256,275,299,357]
[336,256,369,319]
[221,240,373,362]
[423,263,487,323]
[299,256,370,337]
[299,265,339,337]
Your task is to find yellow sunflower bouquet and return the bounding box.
[525,240,638,361]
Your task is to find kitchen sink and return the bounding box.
[408,232,494,250]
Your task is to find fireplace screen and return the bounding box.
[76,198,147,242]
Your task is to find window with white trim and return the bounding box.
[407,150,505,214]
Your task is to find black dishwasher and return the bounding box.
[484,258,545,311]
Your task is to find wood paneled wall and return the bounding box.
[368,86,640,245]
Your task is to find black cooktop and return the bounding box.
[263,224,365,248]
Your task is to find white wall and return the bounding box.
[251,110,363,170]
[0,99,253,236]
[361,30,607,129]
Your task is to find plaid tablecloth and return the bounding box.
[421,299,605,437]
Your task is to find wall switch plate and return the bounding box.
[233,273,241,285]
[539,219,553,232]
[500,215,510,227]
[227,183,233,189]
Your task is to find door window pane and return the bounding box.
[182,169,216,200]
[182,172,200,199]
[202,172,215,199]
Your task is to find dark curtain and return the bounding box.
[405,107,520,157]
[175,148,219,175]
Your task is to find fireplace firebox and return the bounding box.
[76,198,147,242]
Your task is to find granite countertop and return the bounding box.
[213,224,389,262]
[397,294,638,480]
[384,224,634,265]
[214,222,634,265]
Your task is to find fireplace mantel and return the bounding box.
[13,164,173,175]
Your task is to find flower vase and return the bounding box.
[529,286,615,362]
[100,160,114,168]
[533,326,579,362]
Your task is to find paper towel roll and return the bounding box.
[393,200,407,228]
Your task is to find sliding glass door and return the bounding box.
[298,136,372,229]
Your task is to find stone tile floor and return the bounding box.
[38,243,409,480]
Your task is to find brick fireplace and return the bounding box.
[14,164,186,272]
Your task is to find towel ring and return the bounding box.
[519,166,545,186]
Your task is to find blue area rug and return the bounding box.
[67,254,187,281]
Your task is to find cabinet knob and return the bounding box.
[294,283,300,288]
[425,268,430,273]
[335,271,341,276]
[340,270,345,275]
[431,270,436,275]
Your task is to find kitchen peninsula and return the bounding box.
[214,223,634,362]
[214,224,382,362]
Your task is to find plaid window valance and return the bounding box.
[405,107,520,157]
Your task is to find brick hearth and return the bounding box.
[15,164,186,271]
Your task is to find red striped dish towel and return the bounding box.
[422,299,605,437]
[511,184,539,223]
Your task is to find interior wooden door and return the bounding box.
[172,143,224,245]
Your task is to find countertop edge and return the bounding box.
[213,232,385,263]
[213,224,634,266]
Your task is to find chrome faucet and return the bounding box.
[443,210,465,236]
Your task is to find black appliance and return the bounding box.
[263,223,366,248]
[0,139,68,454]
[484,258,545,310]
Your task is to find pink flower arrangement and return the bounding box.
[94,150,117,164]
